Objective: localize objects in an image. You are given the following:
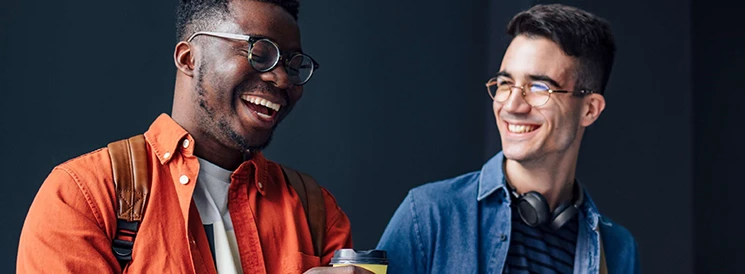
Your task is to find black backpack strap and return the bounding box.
[107,134,150,269]
[281,165,326,257]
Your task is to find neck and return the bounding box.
[192,137,247,171]
[504,150,579,211]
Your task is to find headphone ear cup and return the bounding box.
[552,201,572,220]
[549,181,584,230]
[550,204,578,230]
[517,191,550,227]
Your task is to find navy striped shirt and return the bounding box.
[504,205,578,274]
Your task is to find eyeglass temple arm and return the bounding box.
[187,31,252,42]
[550,89,594,96]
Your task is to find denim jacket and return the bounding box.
[377,152,640,274]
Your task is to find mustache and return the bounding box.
[232,80,290,104]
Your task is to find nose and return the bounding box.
[500,86,532,114]
[260,62,293,89]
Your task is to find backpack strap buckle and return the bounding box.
[112,219,140,262]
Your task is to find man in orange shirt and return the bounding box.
[18,0,368,273]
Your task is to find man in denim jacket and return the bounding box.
[377,4,639,274]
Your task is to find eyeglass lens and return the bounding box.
[249,39,314,85]
[487,79,552,106]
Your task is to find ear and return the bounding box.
[580,93,606,127]
[174,41,195,77]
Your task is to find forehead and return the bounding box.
[225,1,302,51]
[499,35,576,85]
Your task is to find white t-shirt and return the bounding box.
[193,157,243,274]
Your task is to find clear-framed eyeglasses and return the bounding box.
[485,77,594,107]
[187,31,319,86]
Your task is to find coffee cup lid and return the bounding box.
[330,249,388,265]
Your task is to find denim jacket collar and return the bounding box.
[476,152,602,231]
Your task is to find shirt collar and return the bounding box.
[477,151,510,202]
[579,185,602,230]
[477,151,602,230]
[143,113,190,165]
[232,151,269,196]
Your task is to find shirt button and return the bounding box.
[258,182,264,189]
[179,175,189,185]
[163,152,170,159]
[182,139,190,148]
[500,234,507,241]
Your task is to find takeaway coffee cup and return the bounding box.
[330,249,388,274]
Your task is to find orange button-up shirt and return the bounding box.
[17,114,353,273]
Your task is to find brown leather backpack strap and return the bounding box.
[300,171,325,257]
[281,165,326,257]
[283,166,309,213]
[109,134,150,222]
[107,134,150,266]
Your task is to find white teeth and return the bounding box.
[240,95,281,112]
[508,124,537,133]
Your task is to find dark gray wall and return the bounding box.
[692,2,745,273]
[1,0,739,273]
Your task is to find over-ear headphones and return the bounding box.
[507,180,584,230]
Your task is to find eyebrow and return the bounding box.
[495,71,563,89]
[495,71,511,78]
[528,74,562,89]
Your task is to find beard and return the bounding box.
[193,57,286,154]
[218,117,274,152]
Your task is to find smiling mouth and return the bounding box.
[507,123,540,133]
[240,95,282,119]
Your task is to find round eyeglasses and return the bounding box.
[187,31,319,86]
[485,77,594,107]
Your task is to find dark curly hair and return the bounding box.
[176,0,300,41]
[507,4,616,94]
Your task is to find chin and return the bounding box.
[242,135,273,152]
[221,126,270,152]
[501,144,538,162]
[250,128,279,149]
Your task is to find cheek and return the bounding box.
[289,87,303,103]
[492,101,503,130]
[210,55,250,86]
[545,106,581,142]
[492,100,501,118]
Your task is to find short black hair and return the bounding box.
[176,0,300,41]
[507,4,616,94]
